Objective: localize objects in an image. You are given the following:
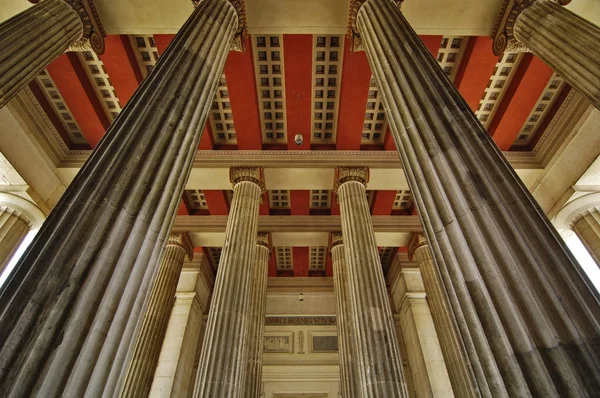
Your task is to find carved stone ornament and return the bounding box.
[167,231,194,261]
[229,166,267,194]
[348,0,403,52]
[265,316,337,325]
[193,0,247,52]
[407,232,427,261]
[257,231,271,252]
[333,166,369,193]
[63,0,106,54]
[330,231,343,249]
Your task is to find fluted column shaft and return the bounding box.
[356,0,600,396]
[335,167,408,396]
[572,207,600,267]
[0,207,29,276]
[409,234,477,398]
[0,0,83,108]
[330,234,360,398]
[245,233,270,397]
[120,232,193,398]
[514,0,600,109]
[194,167,264,397]
[0,1,238,396]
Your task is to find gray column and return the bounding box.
[330,232,359,398]
[0,207,29,275]
[0,0,239,396]
[194,167,265,397]
[245,232,271,397]
[354,0,600,395]
[334,166,409,396]
[493,0,600,109]
[408,234,477,398]
[0,0,96,108]
[120,232,193,398]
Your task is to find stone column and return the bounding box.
[245,232,271,397]
[120,232,193,398]
[0,0,241,396]
[0,192,45,276]
[353,0,600,395]
[572,209,600,266]
[334,166,409,396]
[329,231,359,398]
[194,166,266,397]
[492,0,600,109]
[408,234,477,398]
[555,193,600,267]
[0,0,105,108]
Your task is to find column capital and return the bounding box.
[229,166,266,194]
[63,0,106,54]
[257,232,271,252]
[192,0,247,51]
[491,0,569,55]
[333,166,369,193]
[329,231,343,249]
[347,0,403,51]
[408,232,428,261]
[167,232,194,261]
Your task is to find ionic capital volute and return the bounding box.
[491,0,569,55]
[167,232,194,261]
[407,232,428,261]
[329,231,343,250]
[229,166,266,194]
[347,0,403,51]
[333,166,369,194]
[63,0,106,54]
[192,0,247,51]
[257,232,272,253]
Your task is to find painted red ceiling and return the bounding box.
[100,35,141,105]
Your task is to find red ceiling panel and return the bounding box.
[199,124,214,150]
[268,248,277,277]
[336,36,371,150]
[154,34,176,56]
[455,37,499,112]
[290,190,310,215]
[283,35,312,150]
[260,193,270,215]
[225,36,263,150]
[420,35,443,57]
[293,247,309,277]
[204,190,229,215]
[177,199,189,215]
[325,247,333,277]
[372,190,397,215]
[47,53,108,148]
[330,193,341,215]
[100,35,142,105]
[488,55,553,150]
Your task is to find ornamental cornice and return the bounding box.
[64,0,106,54]
[229,166,266,194]
[333,166,369,193]
[173,215,423,233]
[167,232,194,260]
[265,316,336,325]
[192,0,247,51]
[347,0,403,52]
[407,232,427,261]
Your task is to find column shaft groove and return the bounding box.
[338,179,408,396]
[514,0,600,109]
[357,0,600,396]
[0,1,237,396]
[0,0,83,108]
[194,179,262,397]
